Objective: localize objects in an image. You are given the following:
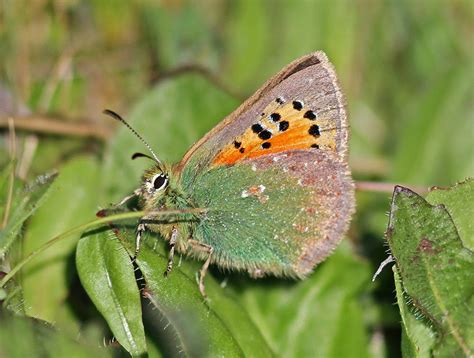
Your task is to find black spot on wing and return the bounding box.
[304,110,316,120]
[269,113,281,122]
[251,123,263,133]
[292,100,303,110]
[258,130,272,140]
[308,125,320,137]
[279,121,289,132]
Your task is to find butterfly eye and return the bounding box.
[152,174,168,191]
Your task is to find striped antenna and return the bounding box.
[103,109,162,167]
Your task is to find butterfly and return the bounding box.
[106,51,354,297]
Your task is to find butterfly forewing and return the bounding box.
[178,52,348,172]
[212,98,339,165]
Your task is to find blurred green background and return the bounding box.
[1,0,472,185]
[0,0,473,357]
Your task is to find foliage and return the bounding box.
[387,182,474,357]
[0,0,473,357]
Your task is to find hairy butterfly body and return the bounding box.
[111,51,354,296]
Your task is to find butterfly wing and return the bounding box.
[177,52,354,276]
[178,51,348,173]
[183,150,353,276]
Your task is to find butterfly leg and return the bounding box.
[188,240,214,297]
[164,227,178,277]
[116,188,140,207]
[134,221,146,259]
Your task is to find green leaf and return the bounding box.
[393,266,435,358]
[102,73,238,198]
[0,313,112,358]
[426,178,474,250]
[1,271,24,315]
[134,231,274,357]
[21,156,99,327]
[386,185,474,357]
[76,230,147,356]
[239,243,372,358]
[0,170,57,257]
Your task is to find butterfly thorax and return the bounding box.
[138,164,197,250]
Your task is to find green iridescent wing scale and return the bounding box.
[182,150,353,277]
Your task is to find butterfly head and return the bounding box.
[140,166,170,205]
[102,109,172,206]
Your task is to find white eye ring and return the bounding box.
[151,174,168,191]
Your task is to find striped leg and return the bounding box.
[164,227,178,277]
[134,222,146,259]
[116,188,140,207]
[188,240,214,297]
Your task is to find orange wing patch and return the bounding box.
[213,97,338,166]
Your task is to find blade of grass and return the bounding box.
[0,208,206,289]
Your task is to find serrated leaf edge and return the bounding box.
[387,185,473,356]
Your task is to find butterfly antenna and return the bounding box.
[103,109,162,167]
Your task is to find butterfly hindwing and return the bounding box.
[182,150,353,276]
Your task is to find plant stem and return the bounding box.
[356,181,428,194]
[2,119,16,229]
[0,208,206,288]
